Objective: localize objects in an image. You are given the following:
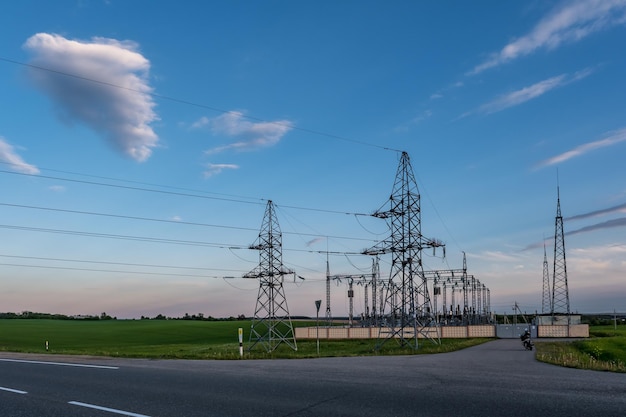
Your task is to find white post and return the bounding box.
[238,328,243,358]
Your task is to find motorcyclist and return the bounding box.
[520,328,532,350]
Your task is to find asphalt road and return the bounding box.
[1,339,624,417]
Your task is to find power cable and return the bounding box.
[0,254,246,273]
[0,262,230,279]
[0,224,246,249]
[0,167,373,217]
[0,201,378,243]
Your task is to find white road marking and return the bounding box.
[0,358,118,369]
[0,386,28,394]
[69,401,151,417]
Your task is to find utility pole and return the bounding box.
[245,200,297,352]
[363,151,444,349]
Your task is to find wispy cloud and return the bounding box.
[0,136,39,174]
[566,202,626,221]
[203,163,239,178]
[522,215,626,250]
[474,68,593,115]
[394,110,432,132]
[535,127,626,169]
[194,111,293,155]
[306,237,325,247]
[23,33,159,162]
[567,217,626,236]
[470,0,626,75]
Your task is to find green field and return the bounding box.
[536,325,626,373]
[4,319,624,369]
[0,319,490,359]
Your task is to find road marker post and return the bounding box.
[238,328,243,358]
[315,300,322,356]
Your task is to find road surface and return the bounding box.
[1,339,624,416]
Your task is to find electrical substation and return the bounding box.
[247,151,494,352]
[244,152,587,353]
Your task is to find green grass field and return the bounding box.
[536,325,626,373]
[0,319,490,359]
[4,319,623,369]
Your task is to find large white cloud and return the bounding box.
[0,136,39,174]
[23,33,159,162]
[471,0,626,74]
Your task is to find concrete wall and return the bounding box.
[496,324,535,339]
[295,324,588,340]
[295,325,496,340]
[538,324,589,338]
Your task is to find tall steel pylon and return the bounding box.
[541,241,551,314]
[363,151,444,349]
[244,200,297,352]
[551,187,570,318]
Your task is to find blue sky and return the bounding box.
[1,0,625,319]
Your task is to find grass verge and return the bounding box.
[535,325,626,373]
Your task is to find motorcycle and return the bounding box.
[520,330,534,350]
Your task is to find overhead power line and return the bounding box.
[0,254,247,273]
[0,223,368,256]
[0,167,373,217]
[0,202,377,243]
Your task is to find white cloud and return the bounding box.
[191,116,210,129]
[0,136,39,174]
[48,185,66,192]
[475,69,593,115]
[535,127,626,169]
[23,33,159,162]
[194,111,293,154]
[471,0,626,74]
[204,163,239,178]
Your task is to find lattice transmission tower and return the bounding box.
[541,241,551,314]
[551,187,570,318]
[244,200,297,352]
[363,151,444,349]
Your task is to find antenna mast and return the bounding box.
[541,240,551,314]
[551,186,570,319]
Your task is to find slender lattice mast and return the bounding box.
[325,255,332,325]
[363,151,444,349]
[551,187,570,318]
[244,200,297,352]
[541,241,551,314]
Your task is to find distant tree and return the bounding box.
[100,312,114,320]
